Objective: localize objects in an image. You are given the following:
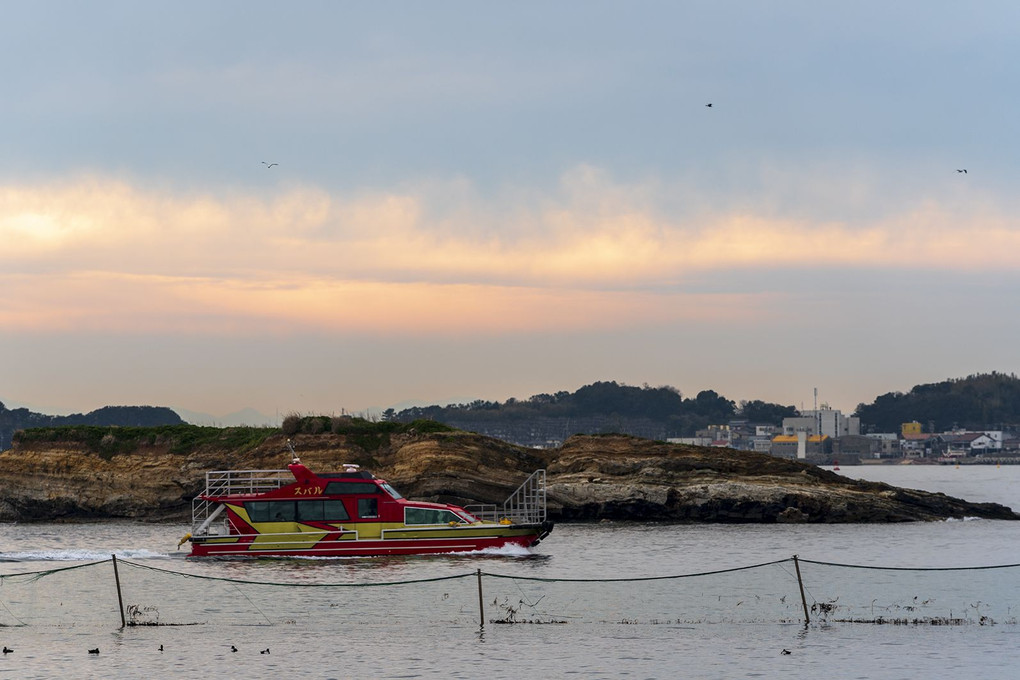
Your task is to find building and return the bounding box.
[865,433,901,458]
[942,431,1002,457]
[770,433,832,459]
[834,434,880,459]
[900,433,940,458]
[901,421,923,435]
[783,407,860,438]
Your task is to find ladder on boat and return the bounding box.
[466,469,547,525]
[191,469,292,535]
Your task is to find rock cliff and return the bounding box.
[0,430,1014,523]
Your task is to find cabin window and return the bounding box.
[404,507,466,525]
[379,483,401,499]
[358,497,378,519]
[245,502,269,522]
[247,500,350,523]
[324,482,379,495]
[379,482,403,499]
[297,499,350,522]
[268,500,296,522]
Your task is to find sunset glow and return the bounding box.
[2,3,1018,418]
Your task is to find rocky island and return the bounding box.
[0,421,1015,523]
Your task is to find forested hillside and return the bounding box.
[392,374,1020,446]
[0,403,183,450]
[391,381,797,444]
[854,372,1020,433]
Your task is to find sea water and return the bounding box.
[2,466,1020,679]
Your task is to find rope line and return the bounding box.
[118,559,474,587]
[7,556,1020,587]
[0,560,109,582]
[798,559,1020,572]
[481,558,794,582]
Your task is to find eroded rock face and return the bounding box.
[0,432,1014,523]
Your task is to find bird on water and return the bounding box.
[230,645,238,653]
[88,648,100,655]
[2,647,13,654]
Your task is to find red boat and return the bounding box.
[181,447,552,558]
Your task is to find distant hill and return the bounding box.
[6,372,1018,453]
[0,402,183,451]
[854,372,1020,433]
[391,374,1020,446]
[390,381,797,445]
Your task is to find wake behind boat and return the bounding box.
[180,443,552,558]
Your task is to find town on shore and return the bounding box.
[668,406,1019,466]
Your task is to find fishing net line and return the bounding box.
[0,561,118,627]
[113,560,479,628]
[480,559,802,625]
[5,557,1020,628]
[794,559,1020,625]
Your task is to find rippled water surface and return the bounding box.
[2,465,1020,679]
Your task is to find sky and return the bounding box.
[2,1,1019,423]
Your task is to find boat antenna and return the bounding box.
[286,438,301,464]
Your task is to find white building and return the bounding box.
[783,407,860,438]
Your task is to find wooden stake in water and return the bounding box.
[112,554,126,628]
[793,554,810,624]
[477,568,485,628]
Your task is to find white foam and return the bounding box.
[0,548,169,562]
[453,543,535,557]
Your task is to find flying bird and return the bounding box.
[705,103,712,107]
[261,162,278,169]
[956,169,967,173]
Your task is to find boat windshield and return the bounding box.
[379,482,402,499]
[405,507,466,525]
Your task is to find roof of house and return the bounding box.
[942,432,985,443]
[772,434,829,443]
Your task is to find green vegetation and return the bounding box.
[13,424,276,457]
[854,372,1020,432]
[10,417,457,459]
[13,417,457,458]
[391,381,789,438]
[280,415,455,437]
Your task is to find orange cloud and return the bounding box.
[0,270,767,336]
[2,171,1018,335]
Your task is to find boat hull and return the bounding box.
[189,522,552,558]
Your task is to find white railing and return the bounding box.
[203,469,291,497]
[192,469,292,534]
[466,469,546,525]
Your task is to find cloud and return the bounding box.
[2,169,1018,335]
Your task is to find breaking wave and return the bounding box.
[943,516,985,522]
[453,543,535,557]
